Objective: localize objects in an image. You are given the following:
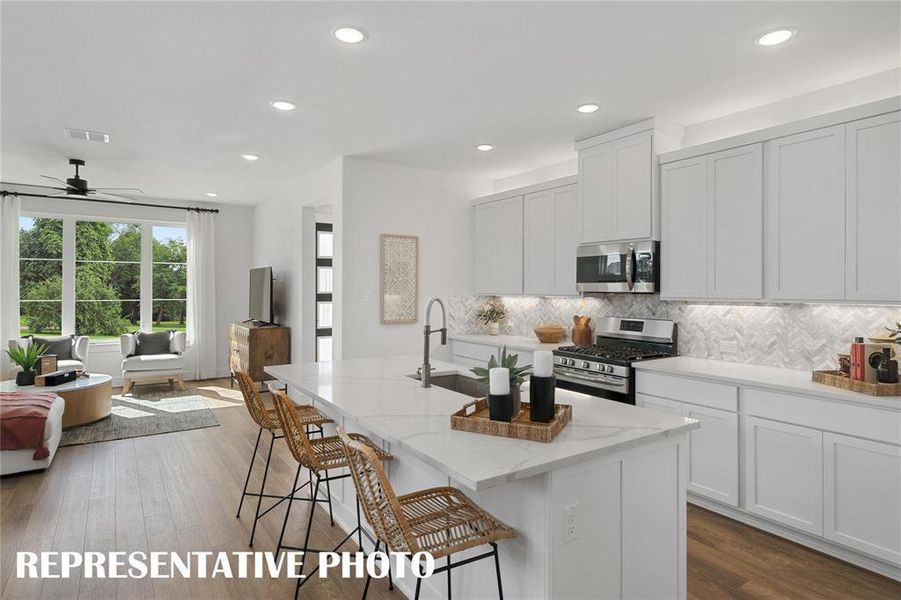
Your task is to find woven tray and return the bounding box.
[812,370,901,397]
[450,398,572,443]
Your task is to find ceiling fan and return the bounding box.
[37,158,144,202]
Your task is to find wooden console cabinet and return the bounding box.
[228,323,290,383]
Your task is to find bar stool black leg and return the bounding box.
[249,430,275,547]
[356,497,363,549]
[414,568,422,600]
[491,542,503,599]
[361,540,380,599]
[447,554,452,599]
[277,464,303,552]
[324,471,335,526]
[236,426,262,517]
[296,474,321,600]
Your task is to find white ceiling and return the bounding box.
[1,1,898,205]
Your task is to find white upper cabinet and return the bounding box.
[707,144,763,298]
[579,143,615,243]
[660,156,708,298]
[765,125,846,300]
[474,195,523,295]
[524,184,579,296]
[524,190,556,294]
[578,120,683,244]
[612,132,653,239]
[845,112,901,302]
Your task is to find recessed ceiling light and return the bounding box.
[332,26,367,44]
[205,192,218,197]
[577,103,600,114]
[475,144,494,152]
[755,28,797,46]
[269,100,298,111]
[241,154,260,161]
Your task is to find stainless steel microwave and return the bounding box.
[576,241,659,294]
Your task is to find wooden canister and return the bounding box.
[572,315,593,346]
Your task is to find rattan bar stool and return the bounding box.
[272,391,394,599]
[338,427,516,600]
[233,370,333,547]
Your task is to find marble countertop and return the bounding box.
[450,333,566,352]
[633,356,901,408]
[266,356,697,491]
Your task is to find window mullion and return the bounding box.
[61,218,75,335]
[140,223,153,332]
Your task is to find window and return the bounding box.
[75,221,141,339]
[152,226,188,334]
[18,217,63,336]
[18,215,189,341]
[315,222,333,361]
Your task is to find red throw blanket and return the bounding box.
[0,392,58,460]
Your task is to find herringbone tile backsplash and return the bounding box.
[448,295,900,371]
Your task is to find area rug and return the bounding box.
[59,385,231,447]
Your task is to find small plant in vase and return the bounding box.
[477,298,507,336]
[5,343,47,386]
[471,346,531,420]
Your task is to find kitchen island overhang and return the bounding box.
[266,356,698,599]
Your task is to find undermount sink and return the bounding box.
[408,373,487,398]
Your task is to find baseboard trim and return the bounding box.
[688,494,901,582]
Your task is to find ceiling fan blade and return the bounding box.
[93,187,145,194]
[40,174,77,190]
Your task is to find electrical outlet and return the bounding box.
[563,503,579,544]
[719,340,738,354]
[363,289,373,303]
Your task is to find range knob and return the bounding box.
[566,359,575,366]
[605,365,615,373]
[582,361,591,369]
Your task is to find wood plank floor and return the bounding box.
[2,378,899,599]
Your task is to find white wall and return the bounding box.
[337,157,491,362]
[251,158,342,362]
[16,194,253,384]
[493,158,578,193]
[682,67,901,146]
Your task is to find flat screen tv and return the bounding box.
[248,267,274,324]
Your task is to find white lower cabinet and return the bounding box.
[744,416,823,535]
[684,405,739,506]
[637,394,738,506]
[823,432,901,565]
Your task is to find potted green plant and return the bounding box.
[471,346,531,420]
[476,298,507,336]
[5,342,48,386]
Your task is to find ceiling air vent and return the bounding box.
[65,127,110,143]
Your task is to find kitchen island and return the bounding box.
[267,356,698,599]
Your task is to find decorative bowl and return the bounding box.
[534,324,566,343]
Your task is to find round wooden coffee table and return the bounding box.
[1,374,113,428]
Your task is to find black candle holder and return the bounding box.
[488,394,513,422]
[529,375,556,422]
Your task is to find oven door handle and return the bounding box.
[555,369,627,386]
[625,246,635,291]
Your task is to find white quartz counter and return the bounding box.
[449,333,565,352]
[266,356,697,491]
[633,356,901,408]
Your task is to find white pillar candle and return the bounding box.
[489,367,510,395]
[533,351,553,377]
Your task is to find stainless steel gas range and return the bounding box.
[552,317,677,404]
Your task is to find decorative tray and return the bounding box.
[812,370,901,397]
[450,398,572,443]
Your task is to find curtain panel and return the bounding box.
[186,211,217,380]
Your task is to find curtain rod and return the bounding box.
[0,189,220,214]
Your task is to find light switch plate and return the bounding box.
[363,290,373,303]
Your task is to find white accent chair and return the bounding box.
[120,331,187,395]
[0,395,65,476]
[8,336,90,372]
